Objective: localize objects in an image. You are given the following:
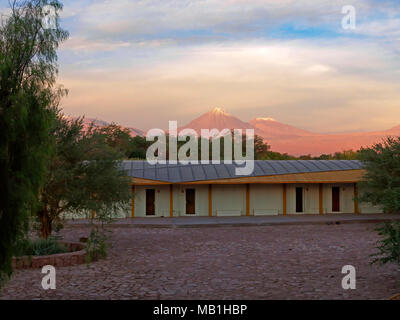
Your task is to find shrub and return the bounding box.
[16,238,68,257]
[85,227,109,265]
[371,221,400,266]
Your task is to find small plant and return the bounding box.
[85,227,110,265]
[371,221,400,266]
[15,237,68,257]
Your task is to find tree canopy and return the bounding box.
[37,114,132,238]
[0,0,68,283]
[358,136,400,213]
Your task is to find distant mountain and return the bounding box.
[71,117,144,137]
[179,107,254,134]
[68,108,399,156]
[383,125,400,135]
[126,126,145,137]
[179,108,399,156]
[83,118,110,127]
[249,117,316,138]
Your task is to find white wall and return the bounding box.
[285,183,376,214]
[63,182,384,219]
[356,186,383,214]
[134,183,383,217]
[212,185,246,216]
[133,186,146,217]
[359,203,383,214]
[322,183,354,214]
[62,205,130,220]
[134,185,209,217]
[173,185,209,216]
[62,210,90,220]
[287,184,319,214]
[358,197,383,214]
[134,185,170,217]
[250,184,283,215]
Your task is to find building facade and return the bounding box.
[127,160,382,218]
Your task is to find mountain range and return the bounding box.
[80,117,144,137]
[76,108,400,156]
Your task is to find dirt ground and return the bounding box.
[1,223,399,300]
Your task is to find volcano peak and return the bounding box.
[210,107,229,115]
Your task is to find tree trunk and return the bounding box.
[38,209,52,239]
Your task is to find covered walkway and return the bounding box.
[67,213,400,228]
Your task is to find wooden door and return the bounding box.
[186,189,195,215]
[332,187,340,212]
[296,187,303,213]
[146,189,155,216]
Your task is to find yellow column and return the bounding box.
[131,185,135,218]
[319,183,324,215]
[354,183,359,214]
[170,184,174,217]
[283,183,287,216]
[91,210,95,219]
[246,184,250,216]
[208,184,212,217]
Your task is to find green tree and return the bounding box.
[358,137,400,214]
[358,137,400,266]
[371,221,400,266]
[37,114,131,239]
[96,123,133,157]
[129,135,153,159]
[265,151,295,160]
[0,0,68,283]
[298,154,312,160]
[312,149,360,160]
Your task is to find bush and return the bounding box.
[16,238,68,257]
[371,221,400,266]
[85,227,109,265]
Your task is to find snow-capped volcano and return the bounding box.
[179,108,315,138]
[69,107,400,156]
[180,107,254,133]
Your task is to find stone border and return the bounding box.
[12,242,86,269]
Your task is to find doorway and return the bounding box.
[146,189,155,216]
[332,187,340,212]
[296,187,303,213]
[186,189,195,215]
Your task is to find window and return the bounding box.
[186,189,195,215]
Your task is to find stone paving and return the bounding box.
[1,223,399,300]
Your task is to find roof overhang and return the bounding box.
[132,169,365,185]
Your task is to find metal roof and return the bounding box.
[121,160,363,183]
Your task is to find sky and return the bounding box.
[1,0,400,133]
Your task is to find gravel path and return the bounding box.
[1,223,399,300]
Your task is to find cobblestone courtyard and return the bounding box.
[1,223,399,300]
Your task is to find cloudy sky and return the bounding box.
[2,0,400,132]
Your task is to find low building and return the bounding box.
[127,160,381,217]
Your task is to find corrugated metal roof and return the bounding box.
[122,160,363,183]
